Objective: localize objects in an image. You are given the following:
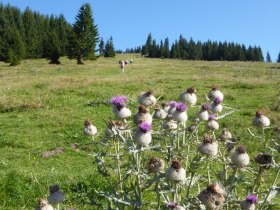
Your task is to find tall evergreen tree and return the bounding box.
[99,37,105,55]
[7,27,25,66]
[277,52,280,63]
[266,51,271,63]
[68,3,99,64]
[104,36,116,57]
[163,37,170,58]
[45,30,61,64]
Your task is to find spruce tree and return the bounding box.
[99,37,105,55]
[266,51,271,63]
[45,31,61,64]
[104,36,116,57]
[7,27,25,66]
[277,52,280,63]
[69,3,99,64]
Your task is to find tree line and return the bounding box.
[1,3,280,65]
[139,33,269,62]
[0,3,115,66]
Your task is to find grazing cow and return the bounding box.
[130,58,133,64]
[125,60,128,65]
[119,60,125,73]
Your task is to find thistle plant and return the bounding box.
[87,87,279,209]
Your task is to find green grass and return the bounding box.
[0,55,280,209]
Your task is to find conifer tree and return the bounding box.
[277,52,280,63]
[104,36,116,57]
[99,37,105,55]
[68,3,99,64]
[7,27,25,66]
[266,51,271,62]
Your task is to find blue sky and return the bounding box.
[2,0,280,61]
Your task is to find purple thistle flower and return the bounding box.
[208,114,216,121]
[169,101,177,108]
[246,194,258,204]
[111,96,127,106]
[176,102,187,112]
[214,97,222,104]
[166,201,177,209]
[139,122,151,132]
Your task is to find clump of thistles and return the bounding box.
[231,145,250,168]
[253,111,270,128]
[198,182,225,210]
[166,160,186,182]
[179,87,197,106]
[138,90,157,107]
[198,135,218,157]
[208,86,224,101]
[172,102,188,122]
[207,115,219,130]
[168,101,178,114]
[153,105,167,119]
[148,157,165,173]
[134,105,153,125]
[135,122,152,147]
[197,104,210,121]
[111,96,131,119]
[254,153,273,169]
[211,97,223,114]
[240,194,258,210]
[83,119,97,136]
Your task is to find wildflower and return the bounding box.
[138,90,157,107]
[231,145,250,167]
[198,182,225,210]
[37,198,54,210]
[253,111,270,128]
[154,105,167,119]
[168,101,177,114]
[179,87,197,106]
[220,128,232,141]
[211,97,223,114]
[173,102,188,122]
[111,96,131,119]
[134,105,153,125]
[166,160,186,182]
[162,115,178,130]
[208,86,224,101]
[104,120,125,137]
[148,157,165,173]
[240,194,258,210]
[83,119,97,136]
[197,104,210,121]
[206,115,219,130]
[225,137,238,152]
[135,122,152,147]
[254,154,273,169]
[47,184,65,206]
[198,135,218,157]
[161,102,170,113]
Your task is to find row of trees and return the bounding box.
[140,33,266,62]
[0,3,104,65]
[1,3,279,65]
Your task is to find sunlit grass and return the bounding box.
[0,55,279,208]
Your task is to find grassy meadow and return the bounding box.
[0,55,280,209]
